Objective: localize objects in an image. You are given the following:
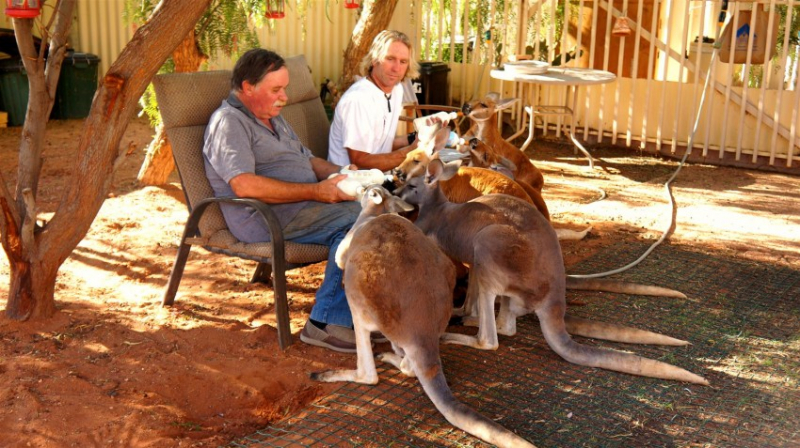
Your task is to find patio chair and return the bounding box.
[152,55,331,350]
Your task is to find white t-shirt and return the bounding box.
[328,77,404,166]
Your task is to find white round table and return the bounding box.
[490,67,616,168]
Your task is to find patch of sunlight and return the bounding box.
[83,342,111,354]
[706,344,799,388]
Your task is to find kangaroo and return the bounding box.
[397,147,536,205]
[462,93,545,193]
[396,159,708,385]
[397,121,595,241]
[312,185,535,448]
[399,128,682,299]
[463,137,550,220]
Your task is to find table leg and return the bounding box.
[567,86,596,169]
[519,105,536,152]
[517,83,536,152]
[503,83,530,147]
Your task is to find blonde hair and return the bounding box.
[359,30,420,80]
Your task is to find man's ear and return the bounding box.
[242,81,255,96]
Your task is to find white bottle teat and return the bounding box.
[331,168,390,199]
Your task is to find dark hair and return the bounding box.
[231,48,286,92]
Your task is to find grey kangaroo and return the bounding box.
[404,120,687,300]
[311,185,535,448]
[397,159,709,385]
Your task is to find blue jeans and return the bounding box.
[282,201,361,328]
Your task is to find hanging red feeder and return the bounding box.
[5,0,41,19]
[265,0,285,19]
[344,0,359,9]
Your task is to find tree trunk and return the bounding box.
[334,0,399,106]
[137,29,208,186]
[2,0,213,320]
[136,124,174,185]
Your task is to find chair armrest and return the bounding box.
[187,196,287,256]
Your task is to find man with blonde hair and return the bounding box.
[328,30,420,171]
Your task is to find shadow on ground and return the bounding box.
[224,243,800,447]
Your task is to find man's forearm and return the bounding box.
[310,157,345,180]
[229,173,321,203]
[347,146,412,172]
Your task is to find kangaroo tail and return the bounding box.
[538,311,709,385]
[414,352,536,448]
[554,225,592,241]
[566,277,687,298]
[565,315,689,346]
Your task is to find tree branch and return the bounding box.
[12,1,75,219]
[20,189,36,251]
[41,0,214,262]
[0,171,18,232]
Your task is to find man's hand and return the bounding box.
[316,174,356,202]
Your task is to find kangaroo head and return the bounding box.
[360,185,414,215]
[395,126,452,181]
[463,93,518,138]
[397,156,460,206]
[466,137,517,174]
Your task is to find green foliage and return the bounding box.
[421,0,513,65]
[124,0,263,125]
[196,0,263,61]
[124,0,262,66]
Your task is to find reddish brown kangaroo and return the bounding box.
[462,93,545,193]
[312,185,535,448]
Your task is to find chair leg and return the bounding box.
[272,267,293,350]
[163,240,193,306]
[251,262,273,284]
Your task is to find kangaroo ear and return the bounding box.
[426,159,445,185]
[432,127,450,152]
[498,156,517,171]
[367,187,383,205]
[495,97,518,111]
[485,92,501,104]
[387,195,414,213]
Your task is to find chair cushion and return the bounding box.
[195,230,329,265]
[283,55,330,159]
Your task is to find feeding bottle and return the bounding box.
[331,168,393,199]
[413,111,460,132]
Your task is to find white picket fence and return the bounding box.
[414,0,800,170]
